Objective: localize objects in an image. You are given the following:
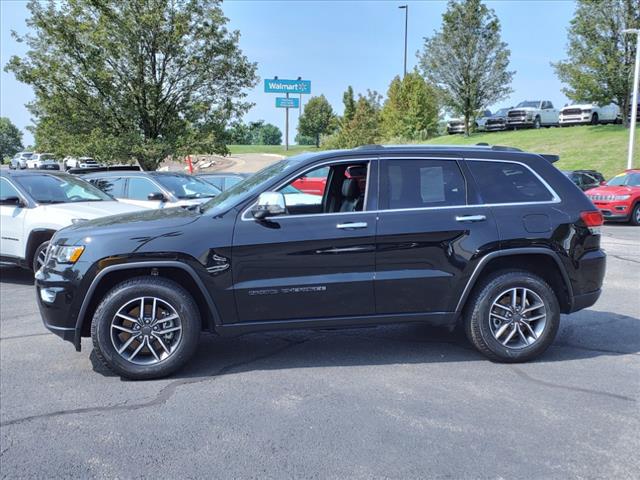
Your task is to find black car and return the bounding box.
[36,145,606,379]
[198,172,248,191]
[562,170,606,191]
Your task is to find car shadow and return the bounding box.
[89,309,640,381]
[0,266,34,286]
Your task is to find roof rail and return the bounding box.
[355,144,384,150]
[67,165,142,175]
[490,145,522,152]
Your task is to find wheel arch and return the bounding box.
[455,248,573,315]
[25,229,56,267]
[74,261,220,351]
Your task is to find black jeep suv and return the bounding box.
[36,145,606,379]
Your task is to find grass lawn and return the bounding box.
[424,124,638,179]
[228,144,320,156]
[228,125,637,179]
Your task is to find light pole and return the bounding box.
[399,5,408,77]
[623,28,639,169]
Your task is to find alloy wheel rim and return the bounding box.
[36,248,47,270]
[488,287,547,350]
[110,296,183,365]
[635,207,640,223]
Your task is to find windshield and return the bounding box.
[606,173,640,187]
[155,174,221,199]
[516,101,540,108]
[200,159,300,214]
[14,174,112,203]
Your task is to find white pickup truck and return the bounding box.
[506,100,559,129]
[559,103,621,126]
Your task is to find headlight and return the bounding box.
[582,109,592,113]
[49,245,85,264]
[613,195,630,201]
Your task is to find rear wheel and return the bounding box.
[91,276,201,379]
[464,270,560,362]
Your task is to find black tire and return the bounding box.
[533,116,541,129]
[32,240,50,272]
[630,203,640,226]
[464,270,560,363]
[591,113,599,125]
[91,276,201,380]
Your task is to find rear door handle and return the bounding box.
[455,214,486,223]
[337,222,368,229]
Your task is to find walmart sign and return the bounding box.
[264,78,311,94]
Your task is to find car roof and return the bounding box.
[82,170,193,178]
[1,169,69,179]
[197,172,247,177]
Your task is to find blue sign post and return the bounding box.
[276,97,300,109]
[265,78,311,150]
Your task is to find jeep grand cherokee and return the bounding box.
[35,145,606,379]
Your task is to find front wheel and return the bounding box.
[631,203,640,226]
[464,270,560,362]
[91,276,201,380]
[533,116,541,129]
[32,241,50,272]
[591,113,599,125]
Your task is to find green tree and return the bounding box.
[323,91,382,149]
[418,0,514,136]
[342,86,356,124]
[255,123,282,145]
[380,72,440,140]
[294,133,317,145]
[5,0,258,170]
[298,95,336,147]
[0,117,24,162]
[226,121,252,144]
[553,0,640,126]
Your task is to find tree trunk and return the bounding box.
[316,133,320,147]
[464,115,470,137]
[622,96,629,127]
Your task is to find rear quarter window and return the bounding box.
[467,160,554,204]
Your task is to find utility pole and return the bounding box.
[623,28,639,169]
[285,92,289,151]
[399,5,408,77]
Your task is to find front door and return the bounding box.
[0,177,27,260]
[375,157,499,314]
[231,159,377,323]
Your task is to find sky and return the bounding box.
[0,0,577,147]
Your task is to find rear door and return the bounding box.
[374,156,499,314]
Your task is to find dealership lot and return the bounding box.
[0,226,638,478]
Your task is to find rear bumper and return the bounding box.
[567,249,606,313]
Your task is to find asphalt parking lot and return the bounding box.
[0,226,638,478]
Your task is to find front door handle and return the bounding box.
[337,222,368,229]
[455,214,486,223]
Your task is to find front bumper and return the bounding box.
[35,265,85,349]
[447,125,465,134]
[485,123,506,131]
[506,117,533,127]
[559,115,591,125]
[591,201,632,221]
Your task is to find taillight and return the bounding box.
[581,210,603,226]
[580,210,603,234]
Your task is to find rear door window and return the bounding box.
[467,160,554,204]
[380,159,466,209]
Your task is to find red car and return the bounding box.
[291,166,328,195]
[585,169,640,225]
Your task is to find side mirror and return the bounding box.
[0,196,23,207]
[252,191,286,220]
[147,192,166,201]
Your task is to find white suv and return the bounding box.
[26,153,60,170]
[559,103,621,126]
[0,171,144,271]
